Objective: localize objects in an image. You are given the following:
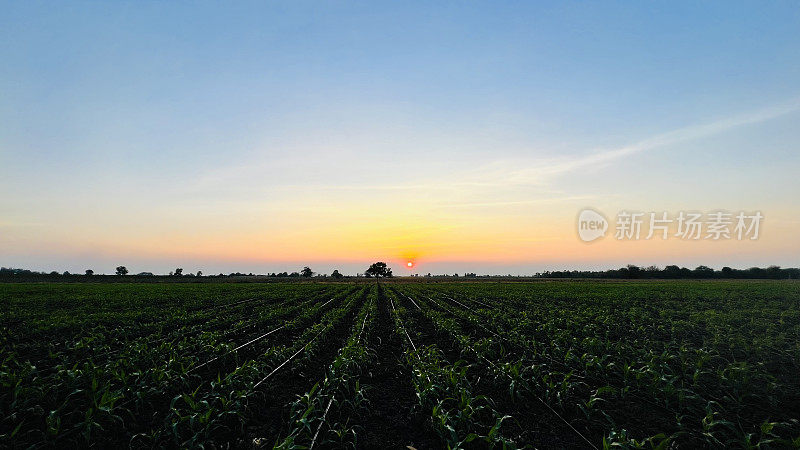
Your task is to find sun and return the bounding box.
[406,261,414,268]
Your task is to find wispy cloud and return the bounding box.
[466,97,800,187]
[189,98,800,198]
[437,195,597,208]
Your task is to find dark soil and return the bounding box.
[355,285,440,450]
[242,288,366,447]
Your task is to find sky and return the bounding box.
[1,1,799,275]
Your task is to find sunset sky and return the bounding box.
[2,2,799,275]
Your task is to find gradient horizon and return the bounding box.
[2,2,799,276]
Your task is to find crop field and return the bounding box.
[1,280,799,449]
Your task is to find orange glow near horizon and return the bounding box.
[7,196,798,272]
[29,209,796,268]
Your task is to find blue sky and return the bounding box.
[1,1,799,275]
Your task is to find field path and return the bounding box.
[357,284,439,449]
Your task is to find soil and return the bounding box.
[355,286,440,450]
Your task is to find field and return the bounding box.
[1,280,799,449]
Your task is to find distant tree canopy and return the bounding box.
[301,266,314,278]
[85,269,93,276]
[536,265,800,280]
[115,266,128,276]
[365,262,393,278]
[331,269,344,279]
[174,268,183,277]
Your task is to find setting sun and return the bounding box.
[406,261,414,268]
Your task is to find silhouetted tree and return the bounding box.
[663,265,681,279]
[365,262,392,278]
[301,266,314,278]
[331,269,344,279]
[174,268,183,277]
[116,266,128,276]
[85,269,93,276]
[196,271,202,277]
[693,265,714,278]
[766,265,782,278]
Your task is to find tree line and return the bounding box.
[0,263,393,280]
[1,263,797,280]
[535,265,800,279]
